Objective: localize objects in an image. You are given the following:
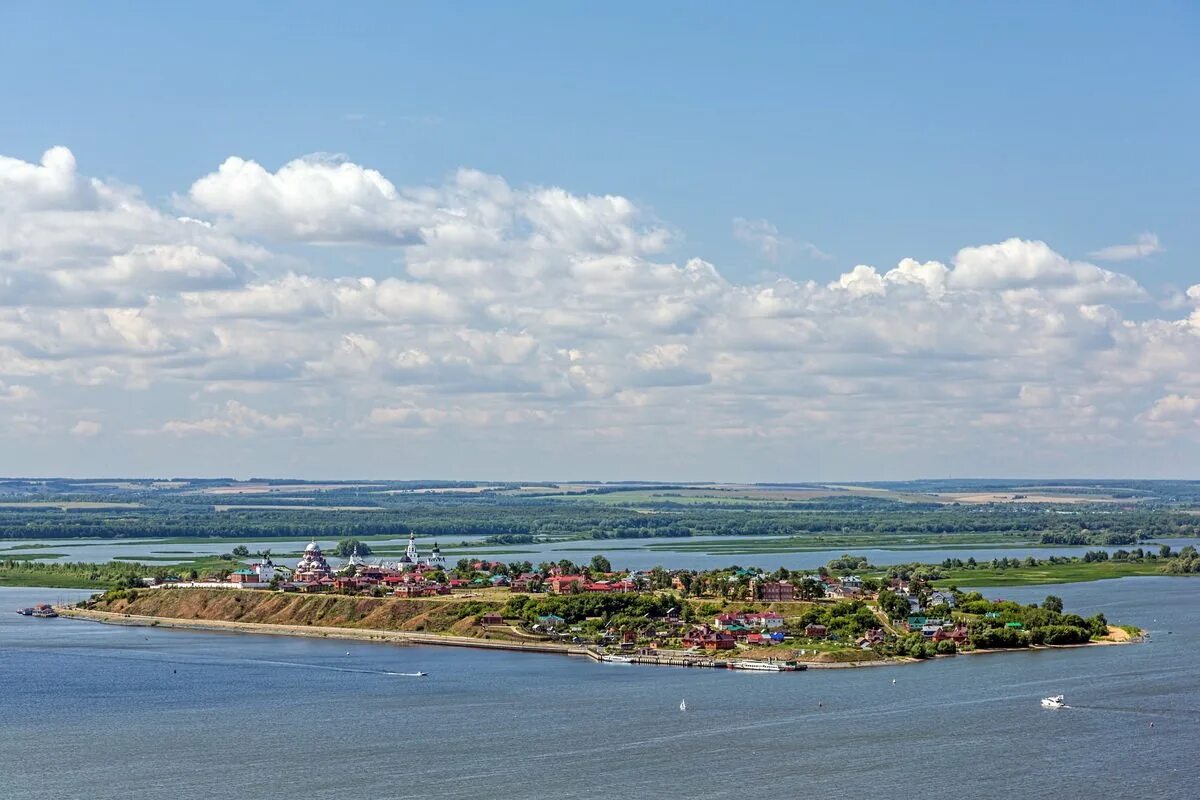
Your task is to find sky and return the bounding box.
[0,2,1197,481]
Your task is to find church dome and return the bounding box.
[305,541,321,553]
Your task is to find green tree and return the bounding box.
[590,554,613,573]
[334,538,373,558]
[1042,595,1064,614]
[231,545,250,558]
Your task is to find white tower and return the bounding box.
[426,541,445,569]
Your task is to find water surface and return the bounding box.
[1,579,1197,799]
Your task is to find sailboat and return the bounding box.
[679,698,687,712]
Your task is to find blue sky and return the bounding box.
[5,2,1196,282]
[0,3,1197,479]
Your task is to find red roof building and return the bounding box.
[547,575,586,595]
[682,625,737,651]
[759,581,795,602]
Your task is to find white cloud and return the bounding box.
[1089,232,1164,262]
[0,146,98,211]
[186,154,431,244]
[186,157,670,255]
[0,381,34,403]
[161,400,304,437]
[2,146,1198,475]
[949,238,1146,302]
[71,420,102,437]
[733,217,829,262]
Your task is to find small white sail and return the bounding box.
[679,698,687,712]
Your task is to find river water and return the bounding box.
[6,534,1200,572]
[1,578,1197,799]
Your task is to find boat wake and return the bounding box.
[245,658,421,677]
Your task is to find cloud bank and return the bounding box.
[1,147,1198,477]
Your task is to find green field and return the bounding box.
[626,534,1042,555]
[0,571,113,588]
[932,560,1167,587]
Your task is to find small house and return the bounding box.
[804,623,828,639]
[682,625,736,651]
[536,614,566,629]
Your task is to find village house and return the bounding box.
[510,573,539,592]
[825,583,851,599]
[713,613,745,630]
[745,611,785,630]
[682,625,736,651]
[480,612,504,626]
[929,590,956,608]
[759,580,795,602]
[855,628,887,649]
[547,575,586,595]
[932,625,969,645]
[803,623,828,639]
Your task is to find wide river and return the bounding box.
[7,534,1200,571]
[2,578,1198,799]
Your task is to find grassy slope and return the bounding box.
[94,588,508,637]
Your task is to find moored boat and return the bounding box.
[30,604,58,618]
[15,607,34,616]
[730,660,784,672]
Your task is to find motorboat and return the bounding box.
[15,607,33,616]
[602,654,635,663]
[1041,695,1066,709]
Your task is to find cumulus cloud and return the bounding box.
[1090,232,1164,262]
[0,148,263,310]
[0,146,99,211]
[949,238,1146,302]
[71,420,102,437]
[186,154,432,244]
[2,146,1198,474]
[186,156,670,255]
[0,381,34,403]
[1137,394,1200,438]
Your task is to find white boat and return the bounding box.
[1041,695,1066,709]
[602,655,635,663]
[730,660,783,672]
[679,698,687,712]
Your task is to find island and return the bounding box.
[51,539,1144,671]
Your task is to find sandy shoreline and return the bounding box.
[56,606,590,657]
